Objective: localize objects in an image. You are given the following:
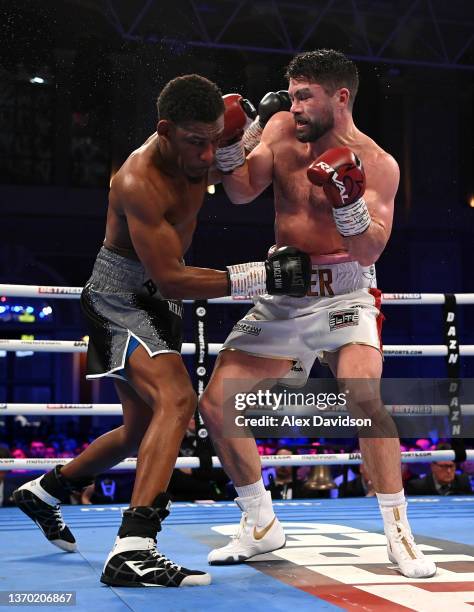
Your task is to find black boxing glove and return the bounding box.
[243,90,292,152]
[258,90,291,127]
[227,246,311,298]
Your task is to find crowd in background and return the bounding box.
[1,418,472,506]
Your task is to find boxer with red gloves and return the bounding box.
[201,52,435,581]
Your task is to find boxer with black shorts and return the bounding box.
[13,75,311,588]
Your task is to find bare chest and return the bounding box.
[270,142,346,256]
[273,149,332,217]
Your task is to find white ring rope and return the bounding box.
[2,283,474,305]
[1,450,472,472]
[1,338,474,357]
[2,403,474,417]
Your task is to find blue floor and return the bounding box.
[1,497,473,611]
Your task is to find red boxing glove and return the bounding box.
[216,94,256,173]
[307,146,365,206]
[221,94,256,144]
[307,147,371,236]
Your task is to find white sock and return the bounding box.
[376,489,405,508]
[236,478,266,499]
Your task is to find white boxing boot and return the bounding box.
[381,503,437,578]
[208,490,286,565]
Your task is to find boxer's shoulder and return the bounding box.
[262,111,295,146]
[110,157,171,215]
[353,133,399,179]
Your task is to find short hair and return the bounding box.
[285,49,359,109]
[157,74,224,125]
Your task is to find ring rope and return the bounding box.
[2,284,474,305]
[1,449,472,472]
[1,338,474,357]
[2,403,474,417]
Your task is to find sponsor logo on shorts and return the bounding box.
[362,265,376,279]
[233,322,262,336]
[329,309,359,331]
[167,301,183,318]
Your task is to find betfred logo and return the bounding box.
[38,287,81,295]
[46,404,93,410]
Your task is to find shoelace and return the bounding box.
[52,505,66,530]
[42,504,66,532]
[149,546,181,571]
[230,512,248,541]
[390,522,420,561]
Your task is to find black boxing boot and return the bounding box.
[13,465,93,552]
[100,493,211,587]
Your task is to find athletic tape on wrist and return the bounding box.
[227,262,266,297]
[332,197,371,236]
[215,140,246,173]
[243,119,263,152]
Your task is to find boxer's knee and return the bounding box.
[336,345,382,380]
[147,379,197,426]
[172,385,198,425]
[199,386,223,433]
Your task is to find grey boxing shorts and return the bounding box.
[80,247,183,381]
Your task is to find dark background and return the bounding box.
[0,0,473,413]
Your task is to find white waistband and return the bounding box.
[307,260,376,297]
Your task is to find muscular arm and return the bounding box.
[219,113,289,204]
[343,154,399,266]
[221,140,273,204]
[120,177,229,299]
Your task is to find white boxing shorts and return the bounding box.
[221,256,383,386]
